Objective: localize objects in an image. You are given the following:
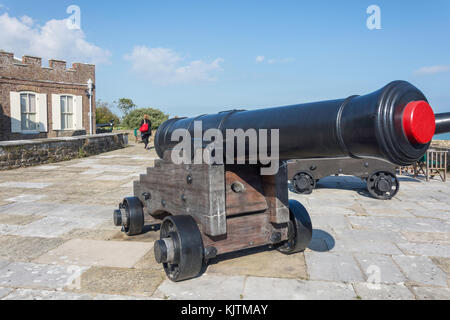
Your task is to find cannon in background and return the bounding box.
[113,81,442,282]
[288,158,398,200]
[288,112,450,200]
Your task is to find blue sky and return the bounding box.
[1,0,449,119]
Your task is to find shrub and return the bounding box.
[122,108,169,130]
[96,100,121,125]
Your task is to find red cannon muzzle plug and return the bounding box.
[402,101,436,145]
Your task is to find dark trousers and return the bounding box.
[142,134,150,148]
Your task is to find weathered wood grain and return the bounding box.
[225,165,268,216]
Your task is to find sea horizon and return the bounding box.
[434,133,450,141]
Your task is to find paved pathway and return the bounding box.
[0,140,449,300]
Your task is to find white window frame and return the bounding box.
[19,91,39,134]
[60,95,75,131]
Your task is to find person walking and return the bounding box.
[139,114,152,150]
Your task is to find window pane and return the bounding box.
[67,96,73,113]
[61,114,66,130]
[67,114,73,129]
[61,96,66,113]
[21,114,27,130]
[20,94,28,113]
[29,113,37,130]
[29,94,36,113]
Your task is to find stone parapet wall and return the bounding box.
[0,133,128,170]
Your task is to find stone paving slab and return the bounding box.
[353,283,415,300]
[93,293,156,300]
[392,255,448,287]
[349,216,450,233]
[0,214,43,226]
[0,262,87,290]
[0,236,65,262]
[0,182,53,189]
[0,202,114,220]
[331,238,402,255]
[5,216,106,238]
[412,287,450,300]
[397,243,450,258]
[305,252,365,282]
[5,195,47,203]
[354,253,406,284]
[333,229,406,243]
[154,275,246,300]
[206,248,308,279]
[72,266,165,297]
[431,257,450,274]
[0,260,11,269]
[35,239,153,268]
[408,208,450,221]
[242,277,357,300]
[0,287,13,299]
[402,232,450,245]
[2,288,92,300]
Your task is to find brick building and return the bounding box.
[0,51,96,142]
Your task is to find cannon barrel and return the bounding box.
[435,112,450,135]
[155,81,439,166]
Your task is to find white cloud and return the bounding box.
[414,65,450,75]
[267,57,294,64]
[256,56,265,63]
[20,15,33,26]
[255,55,294,65]
[124,46,224,85]
[0,12,110,65]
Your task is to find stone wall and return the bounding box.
[0,51,96,141]
[0,133,128,170]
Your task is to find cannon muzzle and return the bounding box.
[156,81,440,166]
[435,112,450,135]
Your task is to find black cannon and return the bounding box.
[114,81,441,282]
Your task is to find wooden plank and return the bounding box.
[261,163,290,224]
[225,165,268,216]
[202,213,289,255]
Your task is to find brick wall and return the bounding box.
[0,51,96,141]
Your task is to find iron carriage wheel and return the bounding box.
[154,215,204,282]
[366,171,400,200]
[292,172,316,195]
[277,200,313,255]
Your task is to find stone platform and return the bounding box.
[0,140,448,300]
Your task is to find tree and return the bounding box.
[96,100,120,125]
[115,98,136,116]
[122,107,169,130]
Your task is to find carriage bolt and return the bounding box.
[154,238,175,264]
[142,192,151,200]
[270,232,282,243]
[204,247,218,260]
[231,181,245,193]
